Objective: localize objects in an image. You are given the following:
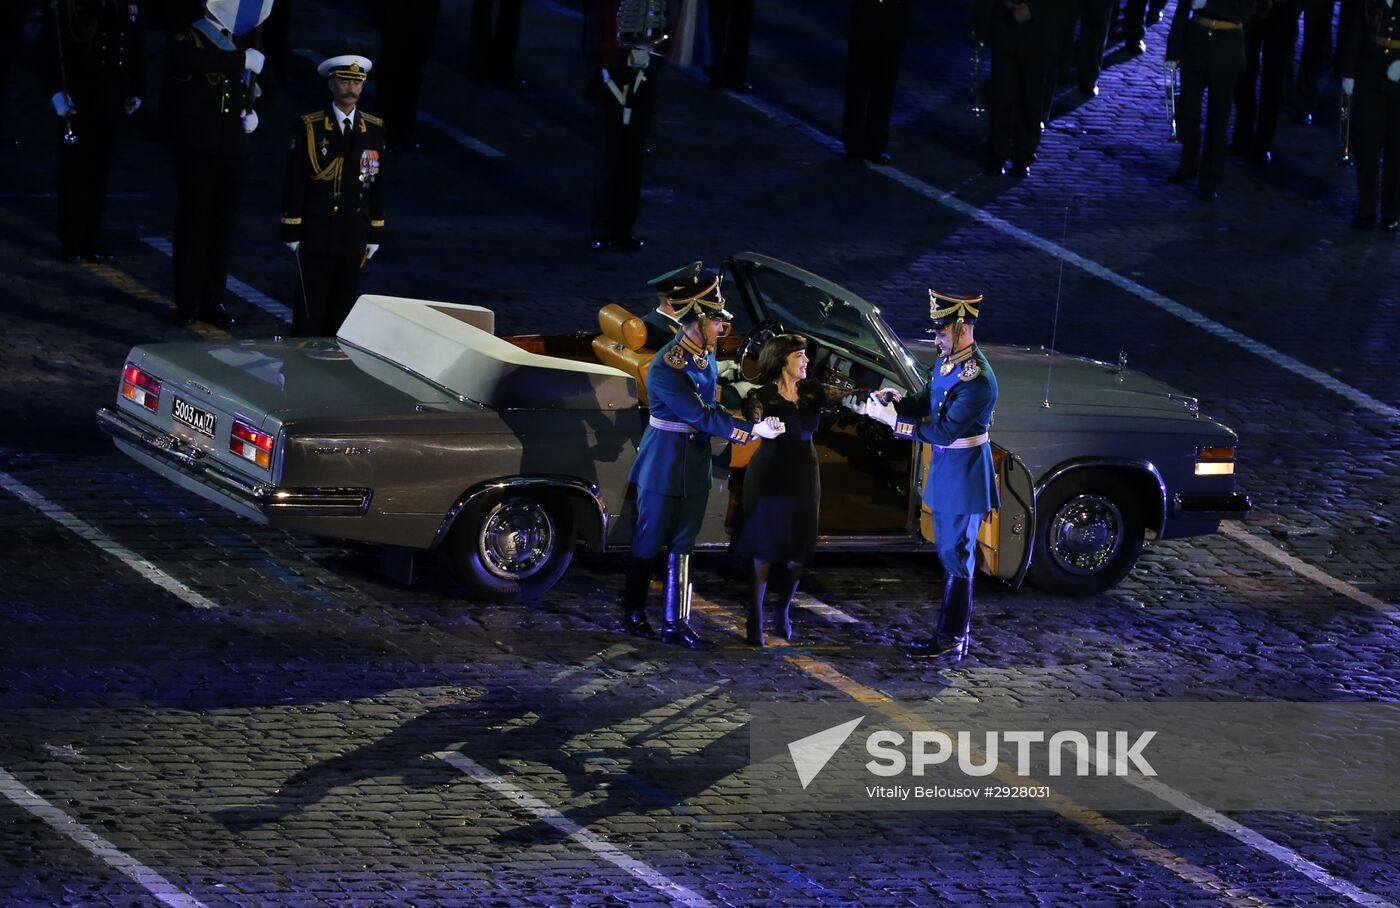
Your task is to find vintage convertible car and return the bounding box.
[97,254,1249,601]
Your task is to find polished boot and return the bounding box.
[908,575,958,652]
[925,578,974,660]
[620,557,657,638]
[746,571,767,647]
[660,553,709,649]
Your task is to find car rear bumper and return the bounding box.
[97,406,371,519]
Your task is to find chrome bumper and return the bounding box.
[1172,490,1252,521]
[97,406,371,518]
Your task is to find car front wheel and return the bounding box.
[445,491,575,602]
[1027,473,1144,596]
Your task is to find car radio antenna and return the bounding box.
[1042,207,1069,409]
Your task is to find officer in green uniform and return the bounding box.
[621,273,785,648]
[280,55,386,336]
[640,261,699,349]
[851,290,999,659]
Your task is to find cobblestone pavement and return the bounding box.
[1,0,1398,905]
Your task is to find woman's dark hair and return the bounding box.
[756,333,808,384]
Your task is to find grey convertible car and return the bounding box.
[97,254,1249,601]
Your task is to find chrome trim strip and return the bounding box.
[98,406,371,517]
[1033,458,1170,538]
[432,476,609,551]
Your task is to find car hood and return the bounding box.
[907,340,1223,426]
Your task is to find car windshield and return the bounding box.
[745,265,888,366]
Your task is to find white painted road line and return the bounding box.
[715,86,1400,421]
[1221,521,1398,618]
[141,237,293,322]
[0,766,208,908]
[436,751,713,908]
[0,470,220,610]
[293,49,505,158]
[793,592,861,624]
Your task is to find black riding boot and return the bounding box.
[620,556,657,639]
[660,553,709,649]
[927,577,973,660]
[909,574,959,652]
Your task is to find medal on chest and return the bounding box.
[319,137,330,157]
[939,360,955,376]
[692,352,710,369]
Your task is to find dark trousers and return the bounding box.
[1233,11,1297,155]
[708,0,754,86]
[1119,0,1168,43]
[1059,0,1114,89]
[1354,88,1400,222]
[631,488,708,558]
[843,7,908,158]
[988,41,1050,167]
[1295,0,1334,115]
[0,0,28,140]
[292,250,362,337]
[469,0,521,83]
[172,152,247,319]
[1177,65,1236,190]
[380,3,440,146]
[56,114,116,256]
[590,68,655,242]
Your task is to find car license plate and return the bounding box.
[172,395,216,437]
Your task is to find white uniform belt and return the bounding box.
[649,415,696,434]
[942,432,989,449]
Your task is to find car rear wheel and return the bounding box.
[1027,473,1144,596]
[446,491,575,602]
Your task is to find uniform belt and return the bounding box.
[941,432,990,450]
[1372,35,1400,50]
[1192,14,1241,29]
[649,415,697,435]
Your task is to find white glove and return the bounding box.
[1389,61,1400,83]
[364,243,380,262]
[286,241,300,252]
[241,110,258,133]
[1342,77,1355,95]
[123,97,141,115]
[1166,60,1179,74]
[717,360,742,380]
[867,395,898,429]
[1190,0,1206,8]
[243,48,266,75]
[873,387,904,404]
[841,393,866,414]
[752,416,786,439]
[51,92,75,117]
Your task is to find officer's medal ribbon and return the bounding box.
[359,150,380,186]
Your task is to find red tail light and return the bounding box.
[120,363,161,413]
[230,419,274,469]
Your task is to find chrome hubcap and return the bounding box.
[1047,493,1123,575]
[478,497,554,580]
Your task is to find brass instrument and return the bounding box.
[969,39,986,117]
[1339,89,1353,167]
[49,0,77,145]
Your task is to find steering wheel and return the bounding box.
[736,320,785,382]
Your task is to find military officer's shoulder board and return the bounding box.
[300,111,322,125]
[664,346,688,369]
[360,112,385,128]
[959,360,981,382]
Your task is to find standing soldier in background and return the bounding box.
[369,0,439,149]
[979,0,1055,176]
[1231,0,1297,167]
[847,291,999,661]
[42,0,144,262]
[707,0,754,91]
[1059,0,1114,95]
[1165,0,1252,201]
[1294,0,1337,123]
[0,0,35,147]
[1341,0,1400,230]
[469,0,523,88]
[843,0,910,163]
[281,55,385,336]
[164,3,266,327]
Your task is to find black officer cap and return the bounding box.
[672,272,734,322]
[647,261,704,298]
[928,289,983,327]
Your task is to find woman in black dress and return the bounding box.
[733,334,841,646]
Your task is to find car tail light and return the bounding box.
[120,363,161,413]
[1195,446,1235,476]
[230,419,274,469]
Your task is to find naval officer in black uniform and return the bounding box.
[1341,0,1400,229]
[1165,0,1253,200]
[281,55,386,336]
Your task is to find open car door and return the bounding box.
[915,442,1036,587]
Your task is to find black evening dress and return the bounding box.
[733,381,826,564]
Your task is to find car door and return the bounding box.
[913,442,1036,587]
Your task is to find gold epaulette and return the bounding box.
[360,112,384,127]
[300,111,322,124]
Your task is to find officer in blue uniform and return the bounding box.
[851,290,999,659]
[621,272,785,648]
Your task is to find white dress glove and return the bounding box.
[241,110,258,133]
[873,387,904,404]
[51,92,75,116]
[243,48,266,75]
[867,395,898,428]
[841,393,866,414]
[1389,61,1400,83]
[286,241,300,252]
[123,97,142,115]
[1166,60,1180,73]
[717,359,742,380]
[753,416,786,439]
[1342,77,1355,95]
[1190,0,1206,8]
[363,243,380,262]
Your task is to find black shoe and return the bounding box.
[728,80,753,94]
[204,304,236,329]
[1078,82,1099,97]
[591,237,612,252]
[1196,187,1218,202]
[1166,168,1195,185]
[745,615,766,647]
[660,624,710,650]
[612,236,645,251]
[180,314,199,327]
[1007,164,1030,179]
[865,151,893,165]
[906,634,969,660]
[1383,218,1400,232]
[1351,215,1376,229]
[623,610,658,639]
[86,249,115,263]
[1252,149,1273,167]
[1295,111,1314,126]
